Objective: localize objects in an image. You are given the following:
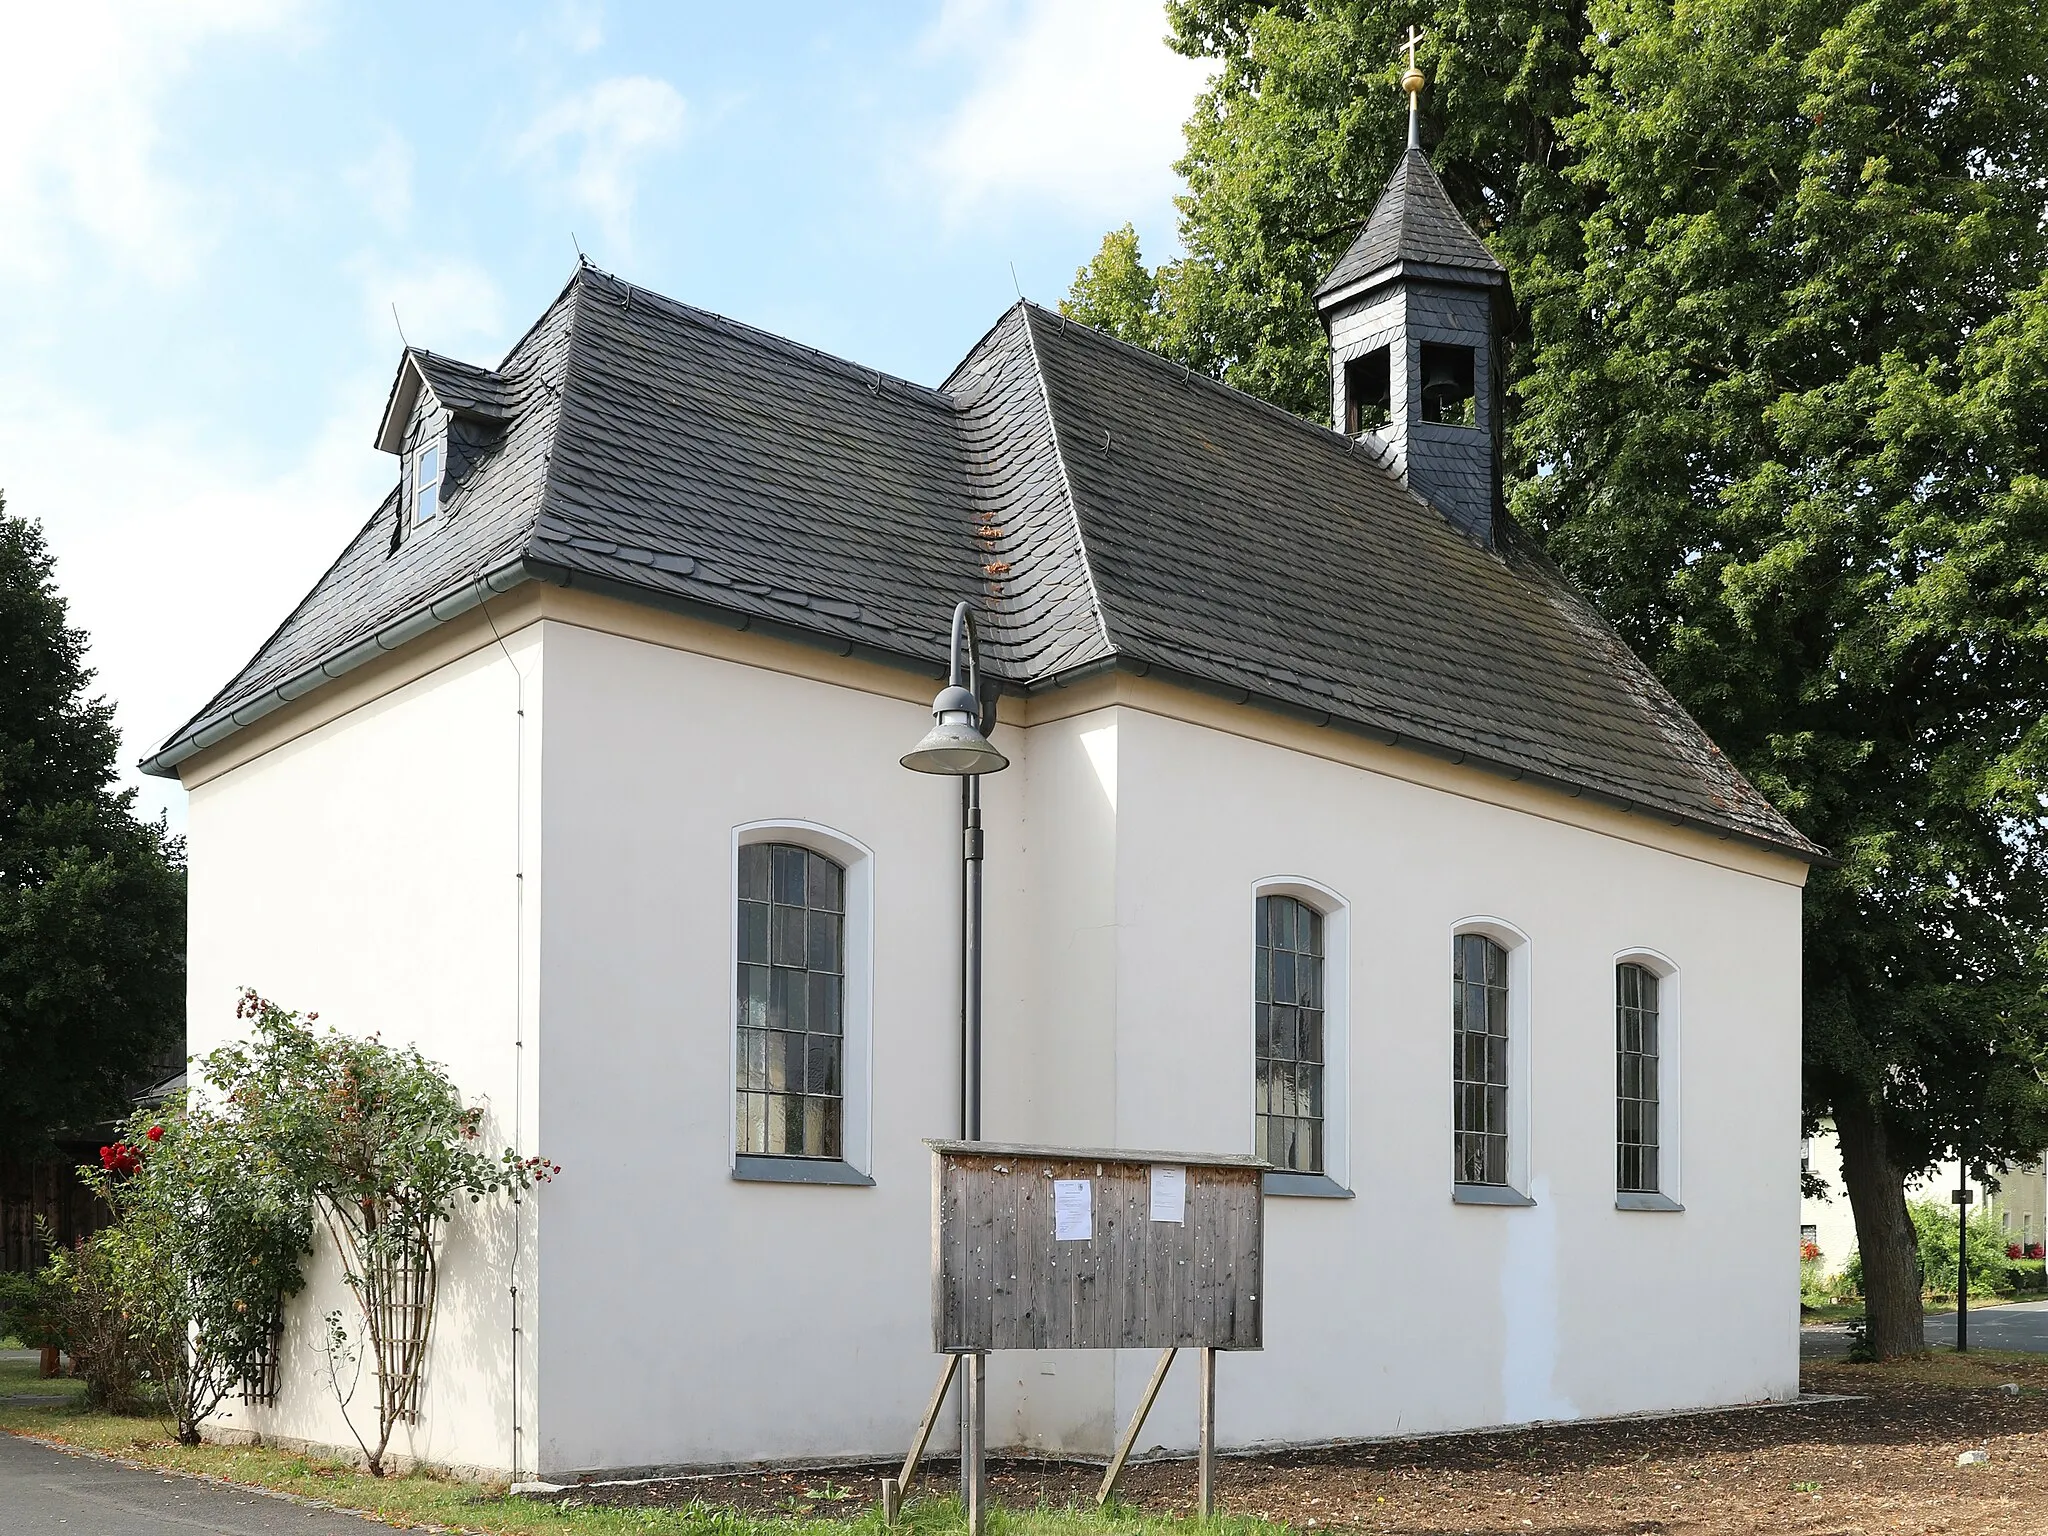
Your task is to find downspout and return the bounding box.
[474,578,534,1487]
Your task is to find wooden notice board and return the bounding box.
[929,1141,1265,1354]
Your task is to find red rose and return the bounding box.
[146,1125,163,1142]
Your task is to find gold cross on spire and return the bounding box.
[1400,26,1427,148]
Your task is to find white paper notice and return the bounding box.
[1149,1165,1187,1224]
[1053,1178,1093,1241]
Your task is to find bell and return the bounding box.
[1421,354,1466,412]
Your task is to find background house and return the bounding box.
[1801,1128,2048,1273]
[153,142,1819,1481]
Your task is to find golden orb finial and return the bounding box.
[1400,25,1427,148]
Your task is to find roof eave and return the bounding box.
[1026,652,1830,867]
[373,354,426,454]
[1314,257,1506,315]
[138,557,536,780]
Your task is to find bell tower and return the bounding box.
[1314,33,1506,544]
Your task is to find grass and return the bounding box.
[1798,1300,1865,1324]
[0,1356,83,1400]
[0,1385,1282,1536]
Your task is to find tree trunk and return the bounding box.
[1833,1096,1925,1358]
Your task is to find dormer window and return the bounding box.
[413,440,443,526]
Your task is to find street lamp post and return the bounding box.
[901,601,1008,1536]
[1955,1176,1973,1353]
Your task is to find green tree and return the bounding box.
[1064,0,1591,417]
[1517,0,2048,1359]
[0,500,186,1154]
[1071,0,2048,1358]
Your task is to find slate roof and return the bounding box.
[145,264,1819,862]
[1316,147,1504,305]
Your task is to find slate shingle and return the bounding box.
[1316,148,1504,302]
[148,267,1817,861]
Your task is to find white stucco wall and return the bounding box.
[531,620,986,1477]
[1101,707,1803,1448]
[183,629,541,1478]
[529,620,1805,1474]
[183,603,1806,1478]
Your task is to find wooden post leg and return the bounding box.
[879,1477,901,1525]
[1098,1347,1178,1506]
[966,1353,988,1536]
[1197,1346,1216,1519]
[890,1353,961,1517]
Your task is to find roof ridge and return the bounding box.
[1020,300,1398,471]
[492,266,587,373]
[570,263,956,409]
[1011,305,1115,660]
[407,344,497,377]
[525,267,610,566]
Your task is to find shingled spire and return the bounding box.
[1314,41,1505,544]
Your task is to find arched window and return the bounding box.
[1616,962,1662,1194]
[1254,893,1325,1174]
[735,841,845,1160]
[1452,932,1510,1187]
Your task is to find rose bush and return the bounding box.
[80,1097,310,1443]
[202,990,553,1476]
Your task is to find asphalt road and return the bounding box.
[1802,1296,2048,1358]
[0,1432,392,1534]
[1925,1296,2048,1352]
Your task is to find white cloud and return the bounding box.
[0,0,299,283]
[919,0,1212,227]
[2,383,390,832]
[344,127,416,235]
[4,253,508,832]
[514,76,687,252]
[554,0,604,54]
[357,256,508,359]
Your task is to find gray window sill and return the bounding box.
[1263,1171,1353,1199]
[733,1155,874,1187]
[1453,1183,1536,1208]
[1616,1191,1684,1212]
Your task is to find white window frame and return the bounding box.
[1614,946,1683,1211]
[407,408,447,534]
[1451,916,1533,1206]
[729,820,875,1185]
[1251,876,1351,1198]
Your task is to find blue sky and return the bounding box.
[0,1,1209,828]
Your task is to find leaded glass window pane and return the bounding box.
[1452,934,1510,1186]
[1255,894,1325,1173]
[1617,962,1661,1193]
[736,841,846,1159]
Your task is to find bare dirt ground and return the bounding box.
[542,1352,2048,1533]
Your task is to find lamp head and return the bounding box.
[901,684,1009,776]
